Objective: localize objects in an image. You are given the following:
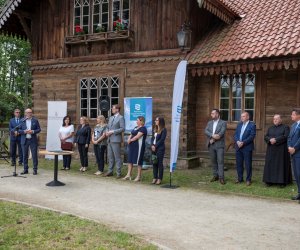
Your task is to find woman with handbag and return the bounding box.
[92,115,107,176]
[151,117,167,185]
[74,116,91,172]
[59,115,74,170]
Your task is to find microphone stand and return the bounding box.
[1,118,27,178]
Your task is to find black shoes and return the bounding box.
[103,172,113,177]
[210,176,219,182]
[291,194,300,200]
[33,170,37,175]
[20,170,29,175]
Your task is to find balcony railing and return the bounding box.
[65,30,130,45]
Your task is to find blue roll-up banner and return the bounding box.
[170,60,187,172]
[124,97,153,167]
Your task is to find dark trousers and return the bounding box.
[22,139,38,171]
[153,150,165,180]
[78,143,88,167]
[292,156,300,193]
[236,149,253,182]
[94,144,106,172]
[10,139,23,164]
[63,155,72,168]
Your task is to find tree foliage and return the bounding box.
[0,1,32,122]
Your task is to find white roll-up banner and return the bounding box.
[169,60,187,172]
[45,101,67,159]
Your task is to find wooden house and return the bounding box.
[1,0,300,167]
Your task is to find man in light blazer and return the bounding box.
[104,104,125,178]
[287,108,300,202]
[234,111,256,185]
[205,109,227,184]
[18,108,41,175]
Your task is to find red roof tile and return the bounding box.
[188,0,300,65]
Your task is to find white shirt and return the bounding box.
[153,132,158,145]
[59,125,74,143]
[212,119,219,135]
[26,119,32,139]
[240,121,249,141]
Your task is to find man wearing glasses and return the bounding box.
[19,108,41,175]
[9,108,23,167]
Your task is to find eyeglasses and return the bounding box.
[155,119,159,121]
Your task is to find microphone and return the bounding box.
[20,117,29,123]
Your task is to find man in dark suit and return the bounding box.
[104,104,125,178]
[234,111,256,185]
[9,108,23,166]
[287,108,300,202]
[205,109,227,184]
[19,108,41,175]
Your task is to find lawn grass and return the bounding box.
[35,156,298,201]
[0,200,157,250]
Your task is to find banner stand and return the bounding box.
[161,172,179,189]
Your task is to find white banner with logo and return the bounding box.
[45,101,67,159]
[169,60,187,172]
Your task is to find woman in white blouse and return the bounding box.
[58,115,74,170]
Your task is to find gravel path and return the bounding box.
[0,165,300,250]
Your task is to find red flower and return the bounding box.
[75,25,83,33]
[113,19,122,27]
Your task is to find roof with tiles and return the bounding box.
[188,0,300,65]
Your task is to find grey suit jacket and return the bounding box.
[107,113,125,143]
[204,119,227,148]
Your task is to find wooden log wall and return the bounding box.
[29,0,191,60]
[29,0,219,60]
[193,69,300,156]
[32,59,180,154]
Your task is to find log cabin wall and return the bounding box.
[32,59,180,153]
[30,0,198,60]
[193,68,300,156]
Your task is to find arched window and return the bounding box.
[220,73,255,122]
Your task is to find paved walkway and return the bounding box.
[0,165,300,250]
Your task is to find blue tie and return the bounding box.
[16,119,19,124]
[240,123,246,141]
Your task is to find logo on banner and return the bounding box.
[175,105,182,122]
[130,99,146,120]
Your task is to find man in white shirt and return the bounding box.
[19,108,41,175]
[204,109,227,184]
[104,104,125,178]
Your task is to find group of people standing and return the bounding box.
[57,104,167,184]
[205,108,300,202]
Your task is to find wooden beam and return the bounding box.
[15,12,32,42]
[48,0,55,12]
[14,10,31,19]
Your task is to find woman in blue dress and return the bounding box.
[123,116,147,181]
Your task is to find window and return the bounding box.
[80,76,120,118]
[73,0,130,34]
[220,73,255,122]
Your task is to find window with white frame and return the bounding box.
[73,0,130,34]
[80,76,120,118]
[220,73,255,122]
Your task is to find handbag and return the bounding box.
[151,154,158,164]
[61,141,73,151]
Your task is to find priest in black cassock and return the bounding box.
[263,114,292,186]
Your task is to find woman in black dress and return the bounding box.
[123,116,147,181]
[151,117,167,185]
[74,116,91,172]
